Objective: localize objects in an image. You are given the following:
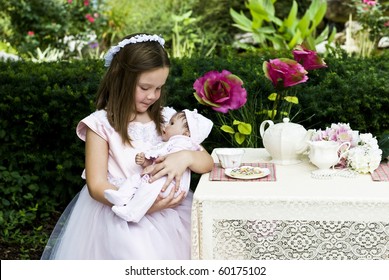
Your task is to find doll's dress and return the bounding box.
[41,108,193,260]
[105,135,201,222]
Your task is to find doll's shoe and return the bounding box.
[112,205,135,222]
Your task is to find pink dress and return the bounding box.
[41,108,193,260]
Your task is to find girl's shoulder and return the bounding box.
[76,110,113,141]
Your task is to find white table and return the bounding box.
[191,148,389,260]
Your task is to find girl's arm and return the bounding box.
[84,128,116,205]
[148,149,213,191]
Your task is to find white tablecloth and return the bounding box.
[191,148,389,260]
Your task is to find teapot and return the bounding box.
[308,141,350,170]
[260,118,312,165]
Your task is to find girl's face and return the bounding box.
[135,67,169,114]
[162,114,188,141]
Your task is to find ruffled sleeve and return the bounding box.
[76,110,114,142]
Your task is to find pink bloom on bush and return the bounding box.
[193,70,247,113]
[67,0,73,4]
[85,14,95,23]
[292,45,327,70]
[27,31,35,36]
[384,21,389,27]
[363,0,377,6]
[84,0,89,6]
[263,58,308,89]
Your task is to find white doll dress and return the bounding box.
[106,135,201,222]
[41,108,193,260]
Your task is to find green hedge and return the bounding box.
[1,51,388,258]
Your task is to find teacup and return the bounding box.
[215,148,245,169]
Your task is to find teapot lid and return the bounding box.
[278,117,304,129]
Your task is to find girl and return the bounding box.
[41,33,214,259]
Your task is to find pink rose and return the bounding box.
[193,70,247,113]
[263,58,308,88]
[85,14,95,23]
[292,45,327,71]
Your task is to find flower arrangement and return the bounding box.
[262,44,327,121]
[193,44,327,147]
[311,123,383,174]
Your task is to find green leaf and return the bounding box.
[282,1,298,30]
[237,122,252,135]
[234,132,245,145]
[268,92,278,101]
[267,109,277,118]
[220,125,235,134]
[230,8,253,31]
[284,96,299,104]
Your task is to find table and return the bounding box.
[191,148,389,260]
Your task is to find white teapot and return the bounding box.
[260,118,312,165]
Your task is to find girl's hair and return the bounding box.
[96,33,171,144]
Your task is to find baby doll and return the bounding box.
[104,109,213,222]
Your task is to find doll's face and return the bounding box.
[162,114,189,141]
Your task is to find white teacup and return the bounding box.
[215,148,245,169]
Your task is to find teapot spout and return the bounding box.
[296,129,315,154]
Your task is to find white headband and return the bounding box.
[104,34,165,67]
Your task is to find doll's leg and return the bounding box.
[112,175,165,222]
[104,175,140,206]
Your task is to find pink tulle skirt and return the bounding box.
[41,186,193,260]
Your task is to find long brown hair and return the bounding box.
[96,33,170,144]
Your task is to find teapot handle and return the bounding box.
[260,120,274,138]
[335,142,351,165]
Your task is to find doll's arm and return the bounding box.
[135,152,153,168]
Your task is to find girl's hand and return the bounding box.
[146,149,213,191]
[147,151,192,191]
[147,187,186,214]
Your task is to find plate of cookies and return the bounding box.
[224,166,270,180]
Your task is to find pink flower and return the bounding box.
[193,70,247,113]
[292,45,327,70]
[263,58,308,88]
[67,0,73,3]
[85,14,95,23]
[384,21,389,27]
[27,31,35,36]
[84,0,89,6]
[363,0,377,6]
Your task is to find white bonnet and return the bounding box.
[183,109,213,145]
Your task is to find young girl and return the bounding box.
[41,33,214,260]
[104,109,213,222]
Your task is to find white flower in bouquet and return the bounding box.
[347,133,382,174]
